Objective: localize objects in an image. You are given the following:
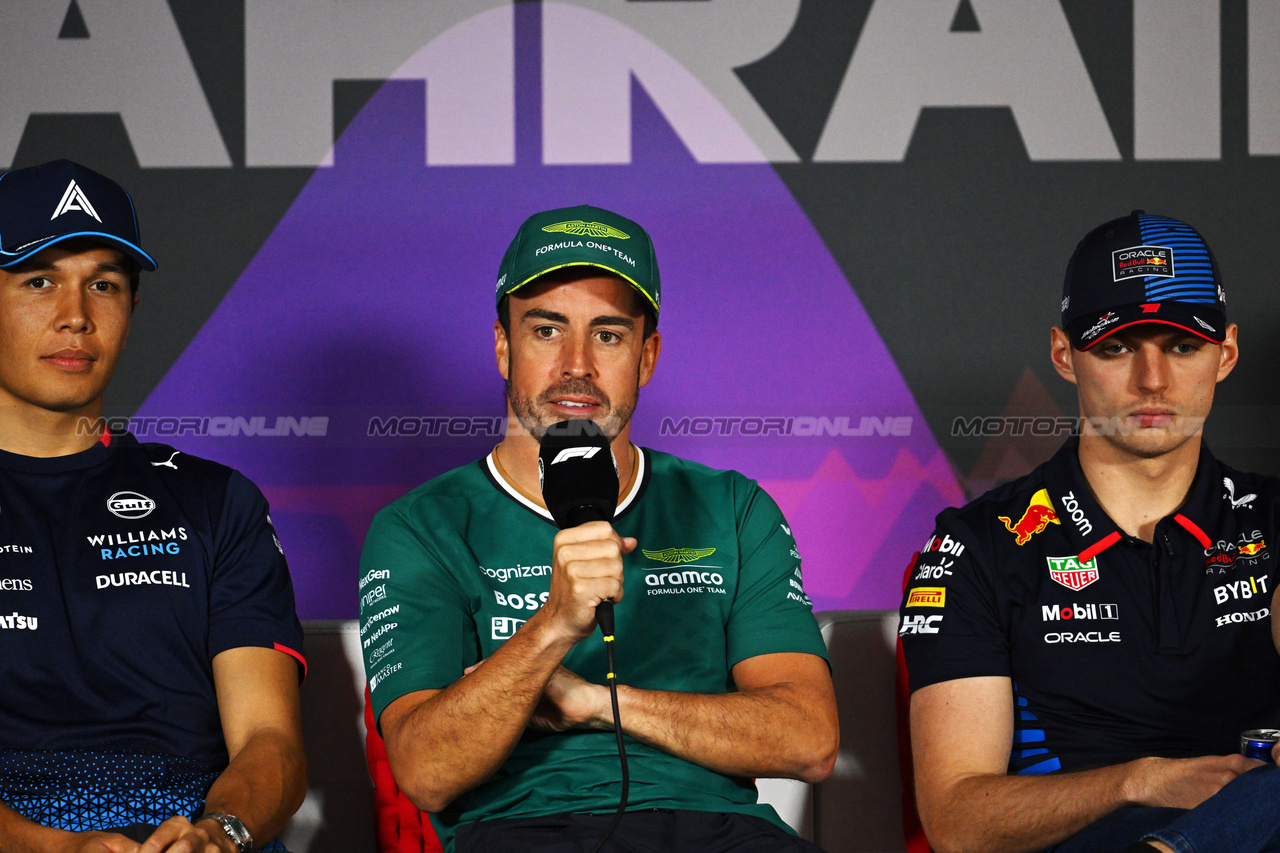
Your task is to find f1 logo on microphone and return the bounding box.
[550,446,602,465]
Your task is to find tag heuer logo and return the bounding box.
[542,220,630,240]
[1047,555,1100,591]
[642,547,717,564]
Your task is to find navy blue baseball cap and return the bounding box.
[1062,211,1224,349]
[0,159,157,271]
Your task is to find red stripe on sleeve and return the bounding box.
[274,642,308,681]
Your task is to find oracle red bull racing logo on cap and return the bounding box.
[1047,555,1100,591]
[1113,245,1175,281]
[999,489,1061,545]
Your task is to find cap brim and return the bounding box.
[503,261,659,315]
[1067,303,1225,350]
[0,231,157,271]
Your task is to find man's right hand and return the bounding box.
[535,520,635,642]
[50,831,140,853]
[1124,754,1263,810]
[379,520,634,813]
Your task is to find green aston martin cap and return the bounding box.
[495,204,660,318]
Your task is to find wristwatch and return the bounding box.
[202,812,253,853]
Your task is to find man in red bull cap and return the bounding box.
[900,211,1280,853]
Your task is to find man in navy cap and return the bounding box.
[901,211,1280,853]
[0,161,306,852]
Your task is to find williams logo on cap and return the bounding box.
[51,180,101,222]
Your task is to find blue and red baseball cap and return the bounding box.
[1062,211,1224,349]
[0,159,157,271]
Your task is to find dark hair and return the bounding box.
[497,276,657,342]
[125,258,141,297]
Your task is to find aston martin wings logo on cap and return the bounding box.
[642,547,717,564]
[542,220,630,240]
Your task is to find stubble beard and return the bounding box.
[506,371,637,442]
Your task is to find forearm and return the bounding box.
[199,727,306,847]
[0,800,130,853]
[0,799,65,853]
[608,677,838,784]
[384,612,578,811]
[924,761,1145,853]
[1272,585,1280,653]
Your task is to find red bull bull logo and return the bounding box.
[1240,540,1266,557]
[998,489,1061,546]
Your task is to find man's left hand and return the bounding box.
[136,817,234,853]
[529,666,610,732]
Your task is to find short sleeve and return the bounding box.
[899,513,1009,693]
[208,471,305,674]
[725,481,827,667]
[360,504,478,725]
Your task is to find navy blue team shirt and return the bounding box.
[0,431,304,831]
[900,438,1280,776]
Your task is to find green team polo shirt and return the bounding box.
[359,447,827,849]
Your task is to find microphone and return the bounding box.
[538,418,619,635]
[539,418,631,850]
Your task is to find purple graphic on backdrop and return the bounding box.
[138,5,961,618]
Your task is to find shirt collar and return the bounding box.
[0,429,130,474]
[484,445,648,523]
[1040,437,1222,561]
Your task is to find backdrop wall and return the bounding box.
[7,0,1278,617]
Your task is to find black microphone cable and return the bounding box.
[536,419,630,852]
[587,602,629,853]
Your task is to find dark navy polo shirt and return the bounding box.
[900,438,1280,775]
[0,432,303,830]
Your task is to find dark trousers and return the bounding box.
[454,810,827,853]
[1052,765,1280,853]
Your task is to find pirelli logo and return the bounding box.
[906,587,945,608]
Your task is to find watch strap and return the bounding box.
[202,812,253,853]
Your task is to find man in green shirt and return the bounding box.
[360,205,838,852]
